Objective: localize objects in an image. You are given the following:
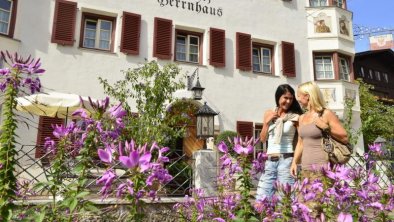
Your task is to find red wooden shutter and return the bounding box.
[282,41,296,77]
[51,0,77,45]
[209,28,225,67]
[236,32,251,71]
[153,17,172,59]
[236,121,254,139]
[120,12,141,55]
[36,116,64,158]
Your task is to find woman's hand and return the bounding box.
[264,110,279,125]
[290,162,298,178]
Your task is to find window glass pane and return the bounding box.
[0,0,12,10]
[83,39,95,48]
[0,10,10,22]
[189,45,198,54]
[189,54,198,63]
[176,35,186,44]
[99,40,110,50]
[100,20,111,31]
[100,30,110,41]
[176,52,186,61]
[189,36,198,45]
[315,56,333,79]
[262,48,270,57]
[263,65,271,73]
[252,48,261,72]
[85,29,96,39]
[0,21,7,34]
[176,43,185,53]
[85,20,97,30]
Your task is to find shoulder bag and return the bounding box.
[319,110,353,164]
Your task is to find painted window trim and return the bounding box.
[0,0,17,38]
[252,42,275,75]
[174,29,203,64]
[79,12,116,52]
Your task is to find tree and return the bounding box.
[358,80,394,148]
[99,61,189,146]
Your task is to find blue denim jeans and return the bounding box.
[255,154,294,200]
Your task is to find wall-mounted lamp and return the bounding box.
[187,68,205,100]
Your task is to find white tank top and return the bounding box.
[266,121,296,154]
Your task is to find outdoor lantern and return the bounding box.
[191,77,205,100]
[196,102,218,139]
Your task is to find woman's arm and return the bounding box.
[325,109,349,144]
[259,110,278,143]
[314,109,349,144]
[290,116,303,178]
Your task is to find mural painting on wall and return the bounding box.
[314,13,331,33]
[339,16,350,36]
[321,88,336,104]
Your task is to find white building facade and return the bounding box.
[0,0,364,159]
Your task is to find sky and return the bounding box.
[347,0,394,52]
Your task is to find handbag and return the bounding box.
[318,109,353,164]
[321,130,353,164]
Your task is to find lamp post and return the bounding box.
[196,102,218,149]
[187,68,205,100]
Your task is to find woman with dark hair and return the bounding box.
[255,84,303,201]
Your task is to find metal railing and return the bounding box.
[15,145,193,198]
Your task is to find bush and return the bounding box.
[215,130,238,148]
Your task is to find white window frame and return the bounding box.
[83,19,112,51]
[310,0,327,7]
[176,34,200,63]
[315,55,334,80]
[253,46,272,74]
[254,124,265,154]
[369,69,373,79]
[0,0,13,35]
[339,57,350,81]
[383,73,389,83]
[360,66,365,77]
[375,71,381,81]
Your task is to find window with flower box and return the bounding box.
[0,0,17,37]
[80,13,116,51]
[175,30,202,64]
[252,43,274,74]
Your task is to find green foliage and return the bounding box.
[99,61,186,146]
[358,80,394,147]
[215,130,238,148]
[343,97,361,146]
[0,74,19,220]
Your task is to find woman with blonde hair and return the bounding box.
[290,81,348,178]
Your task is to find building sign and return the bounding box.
[157,0,223,17]
[369,34,394,50]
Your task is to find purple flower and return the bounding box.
[217,141,228,153]
[119,144,152,172]
[233,144,253,155]
[96,170,116,197]
[337,212,352,222]
[98,146,114,163]
[109,103,127,119]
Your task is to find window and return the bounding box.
[252,44,273,74]
[0,0,16,37]
[315,55,334,79]
[254,124,265,154]
[359,66,365,77]
[314,52,352,81]
[175,30,202,64]
[80,13,116,51]
[339,57,350,81]
[335,0,344,8]
[383,73,389,83]
[368,69,373,79]
[375,71,381,81]
[310,0,327,7]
